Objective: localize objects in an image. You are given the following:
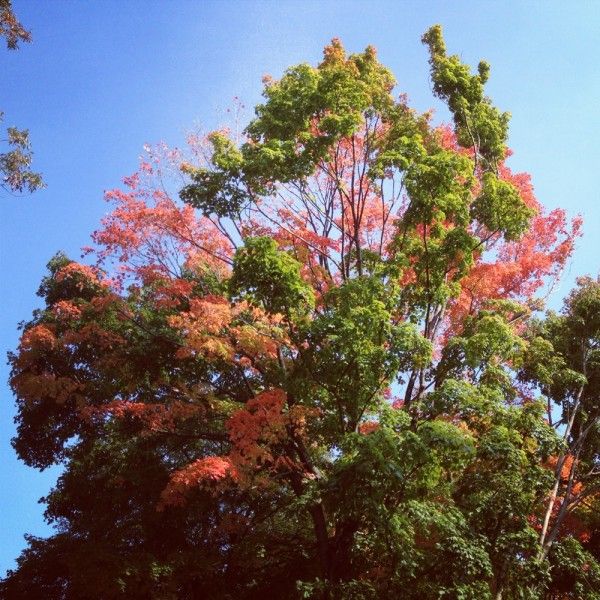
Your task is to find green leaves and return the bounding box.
[181,39,398,212]
[547,537,600,599]
[180,132,247,218]
[7,26,596,600]
[471,172,535,241]
[230,236,315,317]
[1,117,45,194]
[294,275,431,432]
[422,24,510,168]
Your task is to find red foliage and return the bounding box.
[158,456,238,509]
[12,122,582,520]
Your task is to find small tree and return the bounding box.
[1,0,44,195]
[4,26,594,599]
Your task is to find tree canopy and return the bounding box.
[4,26,599,600]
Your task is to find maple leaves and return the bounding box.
[160,388,316,508]
[0,0,30,50]
[93,152,233,289]
[226,389,289,466]
[5,26,596,600]
[159,456,237,508]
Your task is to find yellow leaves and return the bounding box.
[190,296,232,333]
[288,404,319,433]
[178,161,196,175]
[233,323,279,360]
[321,38,346,66]
[200,337,233,360]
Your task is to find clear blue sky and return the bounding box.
[1,0,598,575]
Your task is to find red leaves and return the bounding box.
[158,456,237,509]
[158,390,288,509]
[91,147,233,289]
[226,389,288,466]
[446,204,581,337]
[14,106,585,536]
[539,454,592,544]
[83,400,203,434]
[158,389,319,509]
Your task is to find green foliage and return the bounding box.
[471,172,535,241]
[230,236,315,317]
[547,537,600,599]
[1,5,44,195]
[4,25,595,600]
[0,115,44,194]
[180,132,247,218]
[422,24,510,168]
[293,275,431,433]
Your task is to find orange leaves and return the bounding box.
[158,388,318,509]
[12,371,83,406]
[225,389,315,478]
[189,296,232,335]
[61,322,126,352]
[226,389,288,467]
[51,300,82,321]
[548,454,579,484]
[158,456,238,509]
[14,323,59,372]
[231,307,287,362]
[83,399,203,434]
[358,421,379,435]
[19,323,56,353]
[55,262,100,286]
[168,295,234,361]
[540,454,592,543]
[12,276,129,408]
[168,296,289,366]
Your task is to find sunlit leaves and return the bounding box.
[4,25,593,600]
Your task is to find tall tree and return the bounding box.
[3,26,595,599]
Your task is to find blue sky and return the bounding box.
[1,0,598,574]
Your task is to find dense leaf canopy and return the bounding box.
[3,26,598,600]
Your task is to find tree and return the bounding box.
[3,26,594,599]
[521,276,600,596]
[1,0,44,194]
